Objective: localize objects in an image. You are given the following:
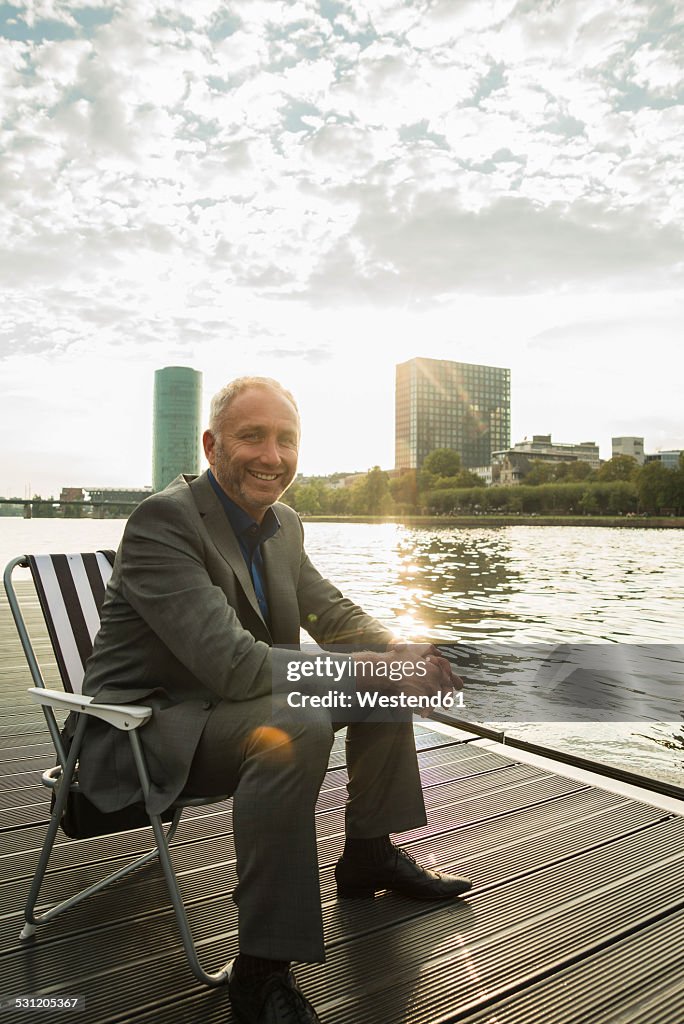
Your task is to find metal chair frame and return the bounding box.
[3,553,230,987]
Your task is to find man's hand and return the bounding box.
[388,641,463,693]
[351,644,463,716]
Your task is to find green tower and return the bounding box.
[153,366,202,492]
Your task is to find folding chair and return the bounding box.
[3,552,230,986]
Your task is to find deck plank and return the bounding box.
[1,580,684,1023]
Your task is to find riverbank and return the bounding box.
[300,513,684,528]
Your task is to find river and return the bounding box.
[2,517,683,786]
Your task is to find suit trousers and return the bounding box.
[183,694,428,963]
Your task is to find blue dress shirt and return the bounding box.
[207,469,280,627]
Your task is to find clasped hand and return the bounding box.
[351,642,463,714]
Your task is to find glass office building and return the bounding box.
[396,357,511,470]
[645,450,684,470]
[152,366,202,492]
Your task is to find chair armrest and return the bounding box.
[28,688,153,731]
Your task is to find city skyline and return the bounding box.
[1,1,682,497]
[4,348,680,498]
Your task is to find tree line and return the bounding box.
[282,450,684,517]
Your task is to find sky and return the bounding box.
[1,0,682,497]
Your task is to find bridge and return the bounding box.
[0,499,142,519]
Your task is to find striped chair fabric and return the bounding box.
[28,551,114,695]
[4,548,233,985]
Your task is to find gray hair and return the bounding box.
[208,376,300,434]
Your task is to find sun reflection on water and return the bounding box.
[301,522,684,785]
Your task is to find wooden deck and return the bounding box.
[2,582,684,1023]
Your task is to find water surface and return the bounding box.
[3,519,682,785]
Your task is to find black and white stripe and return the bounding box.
[28,551,115,694]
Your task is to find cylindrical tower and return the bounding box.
[152,366,202,492]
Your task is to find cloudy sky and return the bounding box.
[1,0,682,496]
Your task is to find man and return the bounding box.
[80,377,471,1024]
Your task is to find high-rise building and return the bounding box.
[612,436,644,465]
[152,366,202,492]
[395,357,511,470]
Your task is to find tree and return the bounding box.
[426,486,487,513]
[454,469,482,487]
[390,470,418,512]
[292,483,323,514]
[635,461,672,514]
[326,487,354,514]
[674,454,684,514]
[526,460,594,485]
[350,467,394,515]
[597,455,639,482]
[579,487,600,515]
[558,460,594,482]
[419,448,465,496]
[524,461,556,485]
[605,481,638,514]
[422,449,462,477]
[365,466,393,514]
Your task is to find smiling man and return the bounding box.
[204,381,300,523]
[80,376,470,1024]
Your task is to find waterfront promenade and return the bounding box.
[2,583,684,1022]
[2,501,684,529]
[302,513,684,528]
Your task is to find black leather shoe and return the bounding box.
[228,962,321,1024]
[335,845,472,900]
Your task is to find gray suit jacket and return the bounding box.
[80,472,392,813]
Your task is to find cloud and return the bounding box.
[2,0,681,324]
[305,191,684,302]
[259,345,331,365]
[529,305,684,349]
[0,0,682,493]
